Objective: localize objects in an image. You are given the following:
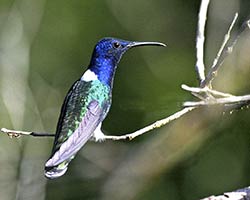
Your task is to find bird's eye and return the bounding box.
[113,42,121,49]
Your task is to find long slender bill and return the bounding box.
[128,41,166,48]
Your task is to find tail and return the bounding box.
[44,160,69,179]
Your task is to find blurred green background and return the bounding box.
[0,0,250,199]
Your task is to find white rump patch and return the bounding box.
[81,69,98,81]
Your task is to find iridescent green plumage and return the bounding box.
[44,79,111,178]
[53,79,110,154]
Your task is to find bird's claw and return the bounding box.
[7,132,21,138]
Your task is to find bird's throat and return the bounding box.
[89,57,117,88]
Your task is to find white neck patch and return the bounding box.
[81,69,98,81]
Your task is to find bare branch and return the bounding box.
[230,19,250,47]
[182,17,250,111]
[201,13,238,87]
[201,186,250,200]
[1,107,196,140]
[246,19,250,29]
[181,84,234,98]
[1,128,55,138]
[101,107,196,141]
[195,0,210,83]
[183,94,250,107]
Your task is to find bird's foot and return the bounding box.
[92,129,106,142]
[92,134,106,142]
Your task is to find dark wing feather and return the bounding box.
[46,79,110,168]
[46,100,102,167]
[51,81,77,153]
[52,80,96,154]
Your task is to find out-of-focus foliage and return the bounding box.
[0,0,250,199]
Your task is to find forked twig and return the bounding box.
[201,13,238,87]
[184,12,250,112]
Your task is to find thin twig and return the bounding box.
[201,186,250,200]
[181,84,234,97]
[201,13,238,87]
[183,94,250,107]
[101,107,196,141]
[229,19,250,48]
[1,107,196,140]
[195,0,210,84]
[1,128,55,138]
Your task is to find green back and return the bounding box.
[52,79,110,153]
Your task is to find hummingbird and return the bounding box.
[44,37,166,179]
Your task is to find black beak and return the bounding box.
[128,41,166,48]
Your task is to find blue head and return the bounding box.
[88,37,166,86]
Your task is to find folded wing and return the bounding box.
[45,80,109,179]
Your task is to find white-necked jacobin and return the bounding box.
[44,37,166,179]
